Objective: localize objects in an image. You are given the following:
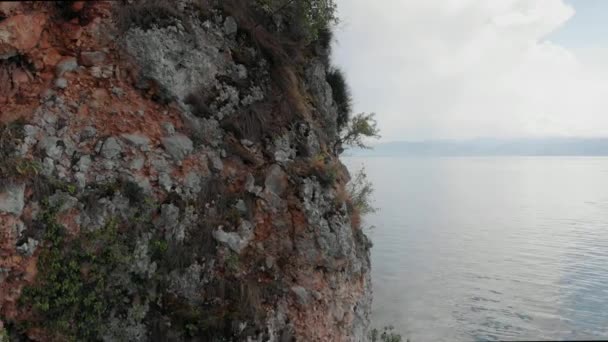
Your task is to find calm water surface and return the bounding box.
[344,157,608,341]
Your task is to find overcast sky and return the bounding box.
[332,0,608,142]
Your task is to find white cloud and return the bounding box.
[332,0,608,141]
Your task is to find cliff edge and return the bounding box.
[0,1,371,341]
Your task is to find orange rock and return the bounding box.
[61,22,82,40]
[11,69,28,85]
[71,1,86,12]
[41,48,62,68]
[0,13,47,58]
[0,2,21,17]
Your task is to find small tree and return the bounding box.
[335,112,380,153]
[347,167,376,216]
[326,67,352,132]
[369,326,405,342]
[256,0,338,42]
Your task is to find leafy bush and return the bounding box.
[369,326,406,342]
[257,0,338,42]
[0,325,7,342]
[326,67,352,132]
[115,0,184,32]
[347,167,376,216]
[337,112,380,152]
[19,207,132,340]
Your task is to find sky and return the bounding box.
[332,0,608,142]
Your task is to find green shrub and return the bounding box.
[326,67,352,132]
[115,0,184,32]
[19,207,132,340]
[0,326,7,342]
[337,112,380,153]
[347,167,377,216]
[257,0,338,42]
[317,24,333,52]
[369,326,406,342]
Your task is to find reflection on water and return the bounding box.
[344,157,608,341]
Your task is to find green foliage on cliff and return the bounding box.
[20,206,132,341]
[338,112,381,152]
[369,325,406,342]
[347,167,377,217]
[327,67,352,132]
[257,0,338,41]
[0,326,7,342]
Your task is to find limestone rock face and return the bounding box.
[0,2,371,341]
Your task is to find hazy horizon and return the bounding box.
[348,136,608,156]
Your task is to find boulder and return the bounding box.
[161,134,193,161]
[55,56,78,76]
[100,137,122,159]
[79,51,106,67]
[265,164,288,196]
[223,16,238,36]
[0,13,47,58]
[0,183,25,215]
[121,133,150,151]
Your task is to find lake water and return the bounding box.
[344,157,608,341]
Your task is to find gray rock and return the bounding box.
[183,172,201,196]
[90,65,113,79]
[75,172,86,189]
[161,134,193,161]
[80,126,97,141]
[101,159,116,170]
[55,57,78,76]
[128,157,145,171]
[158,172,173,191]
[208,152,223,171]
[265,165,288,196]
[265,256,275,269]
[149,154,170,173]
[121,133,150,151]
[38,136,63,160]
[104,302,149,342]
[41,157,55,176]
[111,87,125,97]
[23,125,39,140]
[0,267,8,284]
[162,122,175,136]
[212,220,254,254]
[0,184,25,215]
[76,155,92,172]
[131,235,157,279]
[54,78,68,89]
[48,191,78,212]
[123,24,228,101]
[100,137,122,159]
[13,220,26,239]
[274,134,295,163]
[16,238,38,256]
[155,204,180,229]
[291,286,311,306]
[80,51,107,67]
[245,173,262,196]
[235,199,247,214]
[168,262,207,302]
[223,16,238,36]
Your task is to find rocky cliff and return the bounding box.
[0,1,371,341]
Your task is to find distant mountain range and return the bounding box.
[347,138,608,156]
